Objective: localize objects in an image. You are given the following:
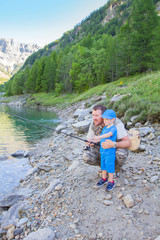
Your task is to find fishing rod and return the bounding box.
[1,110,98,146]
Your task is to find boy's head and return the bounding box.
[101,109,116,126]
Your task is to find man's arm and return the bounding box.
[101,135,131,149]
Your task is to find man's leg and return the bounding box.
[83,145,101,166]
[115,148,128,172]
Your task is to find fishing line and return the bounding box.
[1,110,98,146]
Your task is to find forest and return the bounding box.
[5,0,160,96]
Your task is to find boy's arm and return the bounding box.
[93,132,113,142]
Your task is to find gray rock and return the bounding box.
[130,115,139,122]
[11,150,25,158]
[123,194,134,208]
[42,179,61,196]
[16,217,28,227]
[139,127,154,137]
[138,144,146,152]
[150,176,159,183]
[0,188,32,208]
[72,120,91,134]
[110,94,130,103]
[26,167,38,177]
[23,228,56,240]
[14,227,23,236]
[0,201,29,234]
[103,200,114,206]
[55,123,67,133]
[73,108,92,119]
[37,163,53,172]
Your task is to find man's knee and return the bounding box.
[83,147,100,166]
[115,148,128,172]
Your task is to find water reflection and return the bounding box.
[0,104,60,198]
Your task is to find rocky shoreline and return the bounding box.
[0,96,160,240]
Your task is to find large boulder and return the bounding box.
[0,188,32,208]
[72,120,91,134]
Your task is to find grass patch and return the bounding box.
[2,71,160,124]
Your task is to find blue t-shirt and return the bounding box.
[100,125,117,154]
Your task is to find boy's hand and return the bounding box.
[93,136,101,142]
[86,139,95,146]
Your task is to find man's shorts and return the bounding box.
[83,146,128,172]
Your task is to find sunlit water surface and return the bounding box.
[0,105,60,199]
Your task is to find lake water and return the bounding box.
[0,104,61,199]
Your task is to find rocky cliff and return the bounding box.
[0,38,41,79]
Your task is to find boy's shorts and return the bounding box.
[101,153,115,173]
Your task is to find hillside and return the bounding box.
[4,0,160,97]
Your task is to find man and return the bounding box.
[83,105,131,172]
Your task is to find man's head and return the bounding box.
[92,105,106,126]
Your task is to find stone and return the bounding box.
[14,228,23,236]
[147,133,155,140]
[117,192,123,199]
[150,176,159,183]
[26,167,38,177]
[55,123,67,133]
[67,161,80,171]
[0,201,29,234]
[139,127,154,137]
[16,217,28,227]
[103,200,114,206]
[123,194,134,208]
[11,150,25,158]
[104,194,112,200]
[37,163,53,172]
[23,228,56,240]
[41,179,61,196]
[55,184,63,191]
[72,120,91,134]
[73,108,92,119]
[6,226,15,240]
[0,188,32,208]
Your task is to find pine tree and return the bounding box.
[129,0,159,72]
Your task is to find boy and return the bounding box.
[93,109,117,191]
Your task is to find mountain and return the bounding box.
[0,38,41,80]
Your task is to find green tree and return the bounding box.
[25,60,38,93]
[129,0,159,72]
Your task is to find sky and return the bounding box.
[0,0,108,47]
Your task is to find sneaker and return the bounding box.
[105,181,115,191]
[97,178,108,187]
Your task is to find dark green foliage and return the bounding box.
[5,0,160,96]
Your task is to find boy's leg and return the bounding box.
[97,155,108,186]
[102,170,107,180]
[108,172,114,182]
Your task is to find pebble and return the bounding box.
[103,200,114,206]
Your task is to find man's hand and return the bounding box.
[101,139,115,149]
